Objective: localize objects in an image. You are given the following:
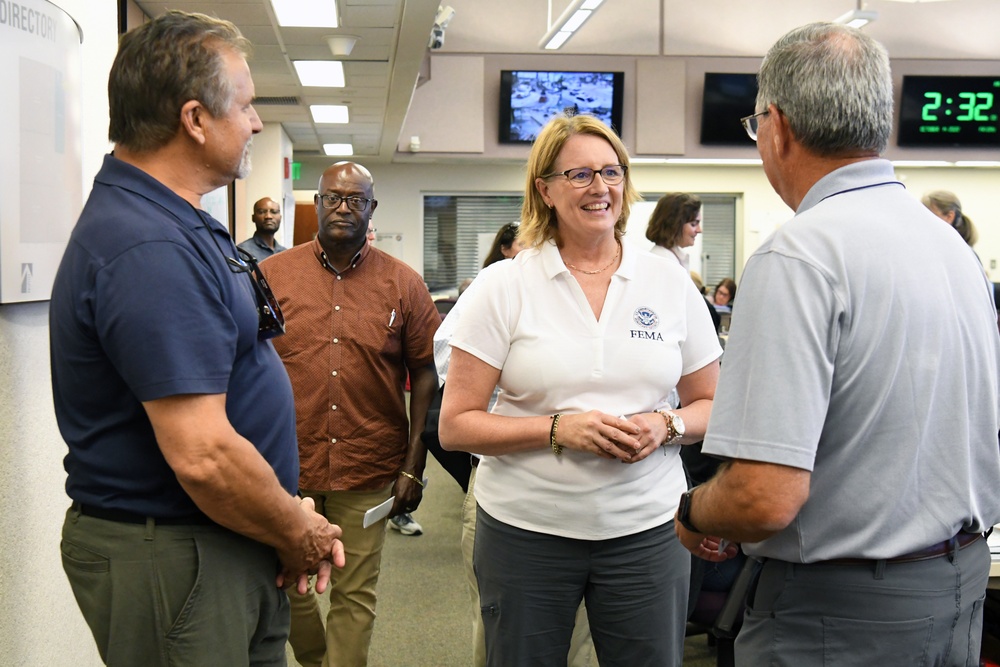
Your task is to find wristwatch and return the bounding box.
[677,488,701,533]
[656,409,686,444]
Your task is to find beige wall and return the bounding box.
[298,162,1000,283]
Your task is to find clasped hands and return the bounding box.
[554,410,665,463]
[277,496,347,594]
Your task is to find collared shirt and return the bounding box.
[649,243,690,271]
[703,159,1000,562]
[260,239,440,491]
[50,154,298,516]
[451,240,721,539]
[238,232,286,263]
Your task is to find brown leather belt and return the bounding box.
[822,532,982,566]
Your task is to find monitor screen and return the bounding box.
[898,75,1000,147]
[700,72,758,146]
[499,70,624,144]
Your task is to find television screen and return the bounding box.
[700,73,758,146]
[898,75,1000,147]
[499,70,623,144]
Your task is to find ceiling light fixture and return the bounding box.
[270,0,337,28]
[327,35,359,57]
[293,61,346,88]
[539,0,604,50]
[310,105,349,124]
[834,1,877,28]
[323,143,354,156]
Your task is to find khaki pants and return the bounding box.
[287,486,391,667]
[462,466,595,666]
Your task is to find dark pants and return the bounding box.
[738,539,990,667]
[474,506,689,667]
[61,506,289,666]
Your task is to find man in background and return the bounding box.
[675,22,1000,666]
[261,161,440,667]
[238,195,286,261]
[49,11,344,665]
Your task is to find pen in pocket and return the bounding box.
[388,309,396,327]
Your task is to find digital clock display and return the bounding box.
[898,75,1000,147]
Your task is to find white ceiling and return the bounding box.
[133,0,1000,167]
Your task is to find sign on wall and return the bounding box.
[0,0,82,303]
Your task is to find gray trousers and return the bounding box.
[61,506,289,666]
[738,538,990,667]
[474,507,689,667]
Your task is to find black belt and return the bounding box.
[72,502,214,526]
[821,532,982,566]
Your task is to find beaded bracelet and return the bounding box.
[549,413,563,456]
[399,470,425,487]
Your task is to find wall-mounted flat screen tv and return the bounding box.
[898,75,1000,147]
[499,70,624,144]
[700,72,758,146]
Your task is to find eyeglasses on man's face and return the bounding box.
[541,164,627,189]
[318,193,376,212]
[227,249,286,340]
[740,110,769,142]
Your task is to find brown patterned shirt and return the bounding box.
[260,239,440,491]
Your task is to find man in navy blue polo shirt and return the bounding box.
[49,11,344,666]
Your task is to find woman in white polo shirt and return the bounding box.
[440,113,723,667]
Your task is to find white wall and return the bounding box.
[0,2,116,665]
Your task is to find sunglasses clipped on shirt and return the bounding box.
[226,248,286,340]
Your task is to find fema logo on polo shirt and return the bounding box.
[630,307,664,341]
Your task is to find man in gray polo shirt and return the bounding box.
[673,22,1000,666]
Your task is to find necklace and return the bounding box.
[564,240,621,275]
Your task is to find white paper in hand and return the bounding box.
[363,496,395,528]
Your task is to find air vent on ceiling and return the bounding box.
[252,96,301,106]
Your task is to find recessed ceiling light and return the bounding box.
[324,143,354,156]
[293,61,345,88]
[270,0,337,28]
[310,105,349,124]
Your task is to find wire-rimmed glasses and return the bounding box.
[740,110,769,142]
[318,193,376,211]
[540,164,627,188]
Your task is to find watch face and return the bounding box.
[671,414,685,436]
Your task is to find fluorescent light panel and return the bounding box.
[833,9,878,28]
[540,0,604,50]
[310,105,349,124]
[271,0,338,28]
[293,61,345,88]
[324,143,354,156]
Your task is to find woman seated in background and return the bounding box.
[712,277,737,313]
[439,112,725,667]
[645,192,703,270]
[922,190,978,247]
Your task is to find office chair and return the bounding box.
[686,556,761,667]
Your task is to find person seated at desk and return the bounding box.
[712,277,736,313]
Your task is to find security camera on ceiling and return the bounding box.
[429,5,455,50]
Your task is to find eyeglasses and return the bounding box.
[226,249,286,340]
[740,110,769,141]
[540,164,627,188]
[318,193,376,212]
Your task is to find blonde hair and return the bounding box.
[519,114,641,249]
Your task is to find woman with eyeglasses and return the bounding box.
[645,192,703,271]
[439,113,724,666]
[713,277,737,312]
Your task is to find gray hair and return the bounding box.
[756,22,893,156]
[109,11,251,152]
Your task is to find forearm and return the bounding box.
[403,364,437,475]
[672,398,713,445]
[690,460,810,543]
[440,409,556,455]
